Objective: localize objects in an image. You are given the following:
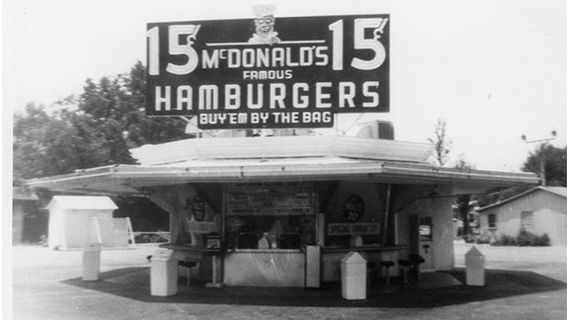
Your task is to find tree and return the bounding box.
[428,118,452,167]
[77,62,188,149]
[455,194,472,236]
[522,144,567,187]
[13,62,189,184]
[453,154,475,171]
[452,158,474,237]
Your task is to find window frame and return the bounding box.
[487,213,497,229]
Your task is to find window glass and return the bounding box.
[488,214,496,228]
[419,216,433,241]
[225,182,315,250]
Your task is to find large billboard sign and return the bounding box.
[146,7,389,129]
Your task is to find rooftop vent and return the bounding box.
[354,120,395,140]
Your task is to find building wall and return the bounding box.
[157,181,458,285]
[48,208,115,249]
[48,209,63,249]
[13,200,45,245]
[13,202,25,245]
[150,184,222,282]
[479,190,566,246]
[324,181,385,246]
[224,251,305,286]
[395,186,456,271]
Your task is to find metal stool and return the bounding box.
[398,259,411,285]
[380,261,395,285]
[178,260,197,285]
[408,254,425,281]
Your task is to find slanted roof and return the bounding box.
[13,188,39,201]
[476,186,567,212]
[27,136,538,196]
[46,196,118,210]
[541,187,567,198]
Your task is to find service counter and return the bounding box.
[164,244,407,287]
[224,249,305,287]
[165,181,408,287]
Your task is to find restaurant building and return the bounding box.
[27,134,537,287]
[26,8,538,288]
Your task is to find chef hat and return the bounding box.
[253,4,276,18]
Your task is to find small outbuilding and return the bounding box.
[12,188,44,245]
[477,186,567,246]
[46,196,131,250]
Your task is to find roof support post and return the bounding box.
[382,184,392,245]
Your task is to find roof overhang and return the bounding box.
[130,135,432,165]
[27,157,539,196]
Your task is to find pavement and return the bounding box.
[8,242,567,320]
[454,241,567,282]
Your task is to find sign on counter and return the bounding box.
[327,223,381,235]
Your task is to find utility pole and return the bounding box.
[521,131,557,186]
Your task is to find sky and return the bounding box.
[3,0,566,172]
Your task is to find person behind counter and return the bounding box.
[258,219,302,249]
[258,232,278,249]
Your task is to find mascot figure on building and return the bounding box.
[249,5,281,45]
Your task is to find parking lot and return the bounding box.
[9,242,566,320]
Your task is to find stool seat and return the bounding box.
[398,259,411,267]
[408,254,425,265]
[178,260,197,285]
[379,260,395,285]
[178,261,197,268]
[407,254,425,282]
[380,261,395,267]
[398,259,411,285]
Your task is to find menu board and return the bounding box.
[226,182,314,216]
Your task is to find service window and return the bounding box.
[418,216,433,241]
[224,182,316,250]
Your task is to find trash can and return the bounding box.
[150,249,178,296]
[82,242,101,281]
[341,251,367,300]
[465,246,485,286]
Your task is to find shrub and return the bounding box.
[491,230,551,246]
[491,234,517,246]
[475,234,491,244]
[516,229,550,246]
[517,229,538,246]
[535,233,551,246]
[463,234,476,243]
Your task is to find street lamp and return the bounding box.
[521,131,557,186]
